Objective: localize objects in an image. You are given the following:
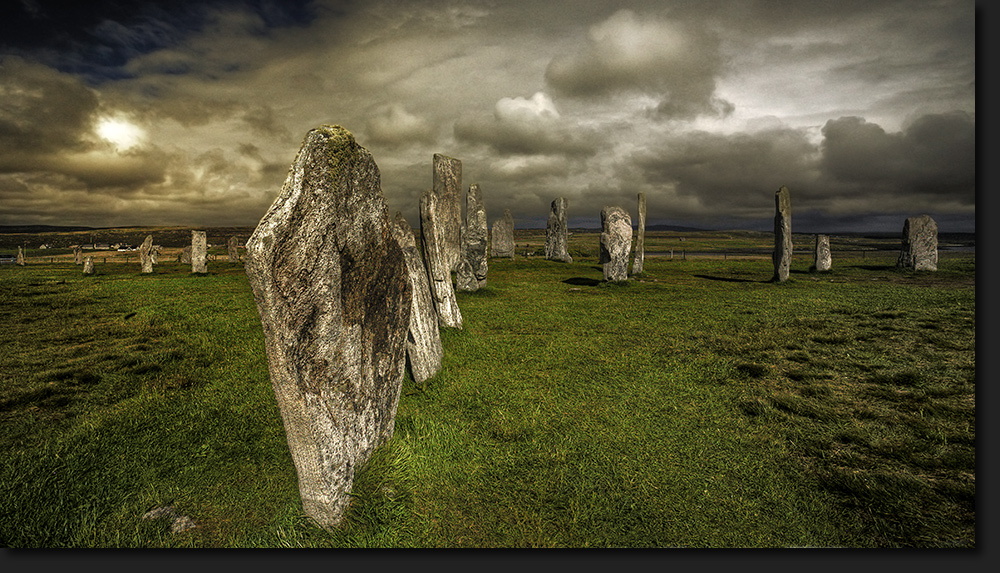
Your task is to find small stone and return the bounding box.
[227,236,241,262]
[491,209,515,259]
[455,258,479,292]
[599,206,632,282]
[83,256,94,275]
[16,246,25,266]
[170,515,197,534]
[811,234,832,272]
[897,214,938,271]
[180,245,192,264]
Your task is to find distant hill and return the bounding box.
[0,225,98,234]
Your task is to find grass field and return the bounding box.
[0,233,975,548]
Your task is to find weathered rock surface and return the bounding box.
[772,186,792,282]
[392,212,443,384]
[83,256,94,274]
[464,183,488,287]
[545,197,572,263]
[227,236,241,262]
[244,124,412,528]
[191,231,207,274]
[600,206,632,282]
[74,246,82,265]
[491,209,515,259]
[180,245,192,264]
[432,153,463,272]
[16,246,24,266]
[139,235,154,273]
[455,258,479,292]
[812,234,832,272]
[631,193,646,275]
[420,189,464,328]
[897,214,938,271]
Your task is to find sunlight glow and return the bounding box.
[96,117,145,151]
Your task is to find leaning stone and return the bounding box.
[631,193,646,275]
[896,214,938,271]
[600,206,632,282]
[420,189,464,329]
[491,209,515,259]
[391,212,443,384]
[227,236,241,262]
[139,235,154,273]
[191,231,208,274]
[432,153,463,272]
[772,186,792,282]
[83,256,94,275]
[811,234,832,272]
[16,246,25,266]
[545,197,573,263]
[244,124,412,528]
[464,183,488,287]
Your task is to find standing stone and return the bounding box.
[74,246,83,265]
[191,231,208,274]
[227,236,241,262]
[139,235,154,273]
[391,212,443,384]
[244,124,412,528]
[16,246,25,266]
[464,184,488,288]
[455,258,479,292]
[897,214,938,271]
[432,153,463,272]
[545,197,572,263]
[631,193,646,275]
[811,234,832,272]
[180,245,192,264]
[772,186,792,282]
[491,209,515,259]
[151,246,160,265]
[83,256,94,275]
[420,190,464,328]
[600,206,632,282]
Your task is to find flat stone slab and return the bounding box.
[392,212,443,384]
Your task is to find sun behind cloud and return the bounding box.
[96,117,145,151]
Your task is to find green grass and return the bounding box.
[0,248,975,547]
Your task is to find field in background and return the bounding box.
[0,230,975,548]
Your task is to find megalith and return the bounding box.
[772,186,792,282]
[545,197,572,263]
[420,189,464,329]
[191,231,207,274]
[600,206,632,282]
[83,256,94,275]
[491,209,515,259]
[896,214,938,271]
[139,235,154,273]
[432,153,463,272]
[180,245,192,264]
[464,183,488,288]
[391,212,443,384]
[227,236,240,262]
[244,124,412,528]
[16,246,24,266]
[631,192,646,275]
[811,234,832,272]
[74,246,83,265]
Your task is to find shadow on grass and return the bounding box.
[848,264,895,271]
[563,277,602,287]
[693,274,761,283]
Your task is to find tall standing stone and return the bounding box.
[491,209,515,259]
[631,193,646,275]
[191,231,208,274]
[432,153,463,272]
[772,186,792,282]
[464,183,488,288]
[420,190,464,328]
[244,125,412,528]
[392,212,443,384]
[83,256,94,275]
[600,206,632,282]
[897,214,938,271]
[139,235,154,273]
[227,236,240,262]
[16,246,24,266]
[545,197,572,263]
[811,234,832,272]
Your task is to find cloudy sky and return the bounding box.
[0,0,977,232]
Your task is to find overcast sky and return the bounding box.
[0,0,977,232]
